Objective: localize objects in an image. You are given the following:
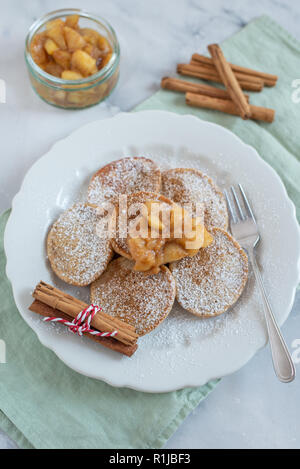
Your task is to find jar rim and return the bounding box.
[25,8,120,86]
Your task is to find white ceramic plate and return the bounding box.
[5,111,300,392]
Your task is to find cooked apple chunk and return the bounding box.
[43,60,63,77]
[46,18,64,30]
[30,15,114,80]
[44,38,59,55]
[61,70,83,80]
[98,36,111,54]
[46,24,67,50]
[52,49,71,69]
[128,201,214,274]
[80,28,101,46]
[64,26,86,52]
[30,33,47,65]
[65,14,79,29]
[71,50,98,77]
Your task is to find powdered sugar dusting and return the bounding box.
[170,228,248,317]
[162,168,228,230]
[47,203,113,286]
[87,157,161,205]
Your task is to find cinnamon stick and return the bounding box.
[161,76,249,101]
[187,62,263,87]
[177,64,263,92]
[207,44,251,119]
[29,300,137,357]
[33,282,138,346]
[186,92,275,123]
[191,53,277,87]
[36,282,136,332]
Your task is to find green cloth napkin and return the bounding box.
[0,15,299,449]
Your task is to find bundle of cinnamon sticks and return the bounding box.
[161,44,277,123]
[30,281,139,357]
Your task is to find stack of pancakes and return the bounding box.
[47,157,248,336]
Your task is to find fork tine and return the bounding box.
[238,184,256,221]
[224,189,238,223]
[231,186,246,220]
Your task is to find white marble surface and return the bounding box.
[0,0,300,449]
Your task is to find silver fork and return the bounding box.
[224,184,295,383]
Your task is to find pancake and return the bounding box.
[47,202,113,286]
[161,168,228,230]
[87,156,161,205]
[90,257,176,336]
[170,228,248,317]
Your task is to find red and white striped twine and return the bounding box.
[43,304,118,339]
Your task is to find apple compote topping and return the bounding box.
[128,200,213,274]
[30,15,113,79]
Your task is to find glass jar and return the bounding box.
[25,8,120,109]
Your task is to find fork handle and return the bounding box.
[248,249,295,383]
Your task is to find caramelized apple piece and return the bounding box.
[65,14,79,29]
[180,218,213,251]
[46,24,67,50]
[83,43,93,55]
[67,91,85,104]
[128,238,154,272]
[30,33,47,65]
[46,18,64,30]
[53,90,66,103]
[128,201,214,273]
[98,36,112,53]
[101,52,112,69]
[97,82,109,96]
[53,49,71,69]
[43,60,63,77]
[162,242,188,264]
[62,70,83,80]
[44,38,59,55]
[83,44,103,60]
[71,50,97,77]
[64,26,86,51]
[80,28,101,46]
